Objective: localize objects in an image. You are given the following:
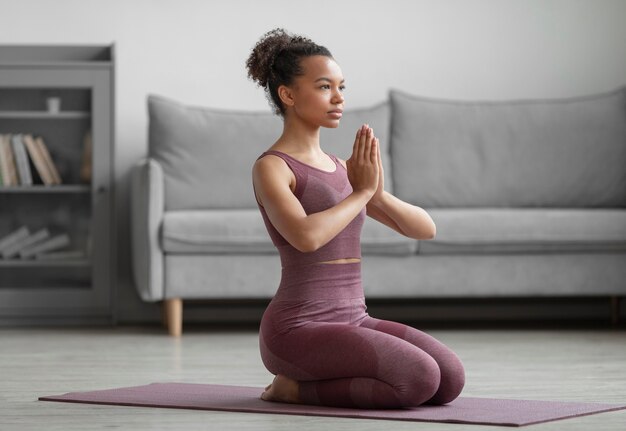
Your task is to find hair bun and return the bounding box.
[245,28,293,88]
[246,28,332,116]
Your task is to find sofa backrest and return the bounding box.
[389,87,626,208]
[148,94,390,210]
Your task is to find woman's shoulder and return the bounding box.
[329,153,347,169]
[254,151,290,171]
[253,151,295,182]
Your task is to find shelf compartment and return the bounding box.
[0,193,92,259]
[0,88,91,112]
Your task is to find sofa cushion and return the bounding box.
[148,94,392,210]
[148,94,282,210]
[161,209,416,255]
[420,208,626,254]
[162,210,275,253]
[390,87,626,208]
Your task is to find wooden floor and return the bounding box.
[1,325,625,430]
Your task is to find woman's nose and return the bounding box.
[332,90,344,104]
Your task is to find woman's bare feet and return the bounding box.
[260,374,300,404]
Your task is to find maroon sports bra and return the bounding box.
[255,150,366,268]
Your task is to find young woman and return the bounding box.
[247,28,465,409]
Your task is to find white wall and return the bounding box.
[1,0,625,321]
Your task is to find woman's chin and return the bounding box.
[321,119,342,129]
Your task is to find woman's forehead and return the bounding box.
[300,56,343,81]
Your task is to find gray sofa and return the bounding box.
[131,87,626,335]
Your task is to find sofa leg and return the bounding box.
[163,298,183,336]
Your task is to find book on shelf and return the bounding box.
[22,134,54,185]
[0,134,19,186]
[19,233,70,259]
[0,226,30,253]
[34,135,62,185]
[11,134,33,185]
[1,228,50,259]
[0,133,63,187]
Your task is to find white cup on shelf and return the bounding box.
[46,97,61,113]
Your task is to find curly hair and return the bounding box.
[245,28,333,116]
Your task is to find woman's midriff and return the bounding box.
[316,258,361,264]
[263,261,367,336]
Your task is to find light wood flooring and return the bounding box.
[1,325,625,430]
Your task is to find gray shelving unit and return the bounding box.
[0,45,115,325]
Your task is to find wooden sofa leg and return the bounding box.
[163,298,183,336]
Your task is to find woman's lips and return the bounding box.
[328,110,343,118]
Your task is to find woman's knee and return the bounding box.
[398,355,442,407]
[428,353,466,405]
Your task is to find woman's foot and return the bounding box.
[260,374,300,404]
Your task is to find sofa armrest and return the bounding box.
[130,158,165,302]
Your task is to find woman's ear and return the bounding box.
[277,85,295,108]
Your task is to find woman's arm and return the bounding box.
[338,135,436,240]
[253,125,379,252]
[366,192,436,240]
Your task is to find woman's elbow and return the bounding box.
[425,224,436,240]
[291,232,322,253]
[294,241,318,253]
[415,222,436,240]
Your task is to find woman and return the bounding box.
[247,28,465,409]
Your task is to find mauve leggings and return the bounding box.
[259,262,465,409]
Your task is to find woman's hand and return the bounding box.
[370,132,385,205]
[347,124,379,199]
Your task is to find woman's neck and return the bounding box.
[273,114,323,157]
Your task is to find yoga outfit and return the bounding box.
[255,150,465,409]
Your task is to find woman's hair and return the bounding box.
[246,28,333,116]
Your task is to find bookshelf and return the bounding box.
[0,45,115,325]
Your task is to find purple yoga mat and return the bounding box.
[39,382,626,427]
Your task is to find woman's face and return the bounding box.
[287,55,345,128]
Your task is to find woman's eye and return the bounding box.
[320,85,330,90]
[339,85,346,91]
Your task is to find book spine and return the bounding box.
[35,136,62,185]
[0,226,30,253]
[1,228,50,259]
[0,134,19,186]
[11,134,33,185]
[22,134,54,185]
[0,135,10,186]
[20,233,70,258]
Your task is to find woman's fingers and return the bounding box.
[353,125,363,157]
[347,124,382,196]
[353,124,367,161]
[358,124,368,160]
[371,136,378,164]
[364,128,373,162]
